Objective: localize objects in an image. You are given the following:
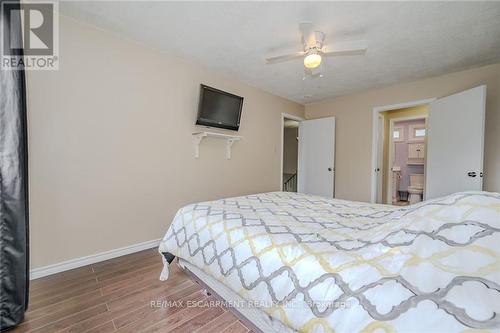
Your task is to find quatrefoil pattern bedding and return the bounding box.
[159,191,500,333]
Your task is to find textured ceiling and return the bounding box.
[60,1,500,104]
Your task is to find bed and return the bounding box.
[158,191,500,333]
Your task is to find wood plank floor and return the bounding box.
[14,248,251,333]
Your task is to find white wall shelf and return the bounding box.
[192,131,242,159]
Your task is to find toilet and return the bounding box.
[408,174,424,204]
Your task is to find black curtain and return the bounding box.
[0,0,30,330]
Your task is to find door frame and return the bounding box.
[370,98,436,203]
[281,113,305,190]
[386,115,427,204]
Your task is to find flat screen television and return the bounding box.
[196,84,244,131]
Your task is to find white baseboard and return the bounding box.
[30,238,161,280]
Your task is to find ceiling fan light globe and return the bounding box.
[304,53,321,69]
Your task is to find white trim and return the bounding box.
[387,119,396,203]
[280,113,304,190]
[30,239,161,280]
[370,98,435,203]
[373,98,436,113]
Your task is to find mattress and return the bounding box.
[159,191,500,333]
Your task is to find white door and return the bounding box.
[298,117,335,197]
[425,85,486,199]
[376,115,384,203]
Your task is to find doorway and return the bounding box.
[371,85,486,204]
[281,113,336,198]
[373,104,430,205]
[281,113,303,192]
[282,117,300,192]
[388,115,427,205]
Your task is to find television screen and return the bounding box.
[196,85,243,131]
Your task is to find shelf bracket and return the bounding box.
[226,139,236,160]
[192,132,207,159]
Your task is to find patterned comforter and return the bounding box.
[158,191,500,333]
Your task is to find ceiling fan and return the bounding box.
[266,22,368,78]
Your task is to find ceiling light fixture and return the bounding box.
[303,52,321,69]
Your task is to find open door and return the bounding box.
[376,115,384,203]
[425,85,486,199]
[298,117,335,197]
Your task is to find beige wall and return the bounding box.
[27,16,304,268]
[283,127,298,175]
[306,63,500,202]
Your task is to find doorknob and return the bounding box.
[467,171,477,177]
[328,167,333,172]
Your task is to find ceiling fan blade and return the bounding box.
[321,40,368,56]
[314,31,325,48]
[266,51,305,64]
[299,22,316,48]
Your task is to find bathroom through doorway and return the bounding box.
[376,105,428,205]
